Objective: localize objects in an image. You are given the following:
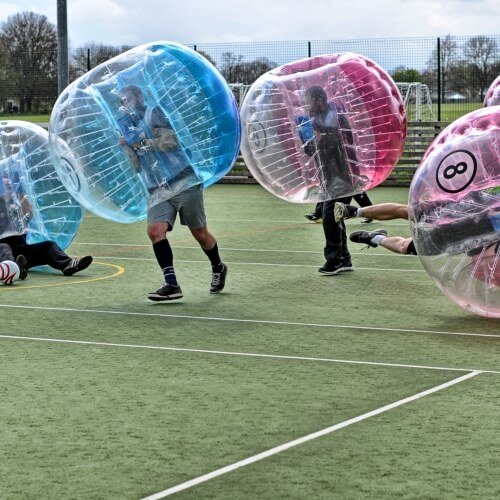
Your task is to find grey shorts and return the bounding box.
[147,185,207,230]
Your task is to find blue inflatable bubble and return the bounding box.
[0,121,83,250]
[49,41,241,223]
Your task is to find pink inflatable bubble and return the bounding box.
[240,53,406,202]
[484,75,500,107]
[408,106,500,318]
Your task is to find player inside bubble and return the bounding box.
[49,41,241,224]
[240,53,407,203]
[116,84,199,209]
[0,121,83,250]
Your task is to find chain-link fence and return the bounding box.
[0,34,498,125]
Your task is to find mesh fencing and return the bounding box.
[0,35,498,125]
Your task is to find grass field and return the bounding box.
[1,184,499,499]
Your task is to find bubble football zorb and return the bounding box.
[408,106,500,318]
[484,75,500,107]
[0,121,83,250]
[240,53,407,202]
[49,41,241,223]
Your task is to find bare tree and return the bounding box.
[221,54,276,84]
[220,52,244,83]
[426,35,458,101]
[70,43,131,80]
[0,12,58,113]
[463,36,499,100]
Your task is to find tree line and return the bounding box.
[0,11,498,114]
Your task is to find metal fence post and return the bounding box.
[57,0,69,95]
[437,37,441,121]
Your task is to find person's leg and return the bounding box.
[358,203,409,220]
[190,225,227,293]
[353,191,373,208]
[319,197,353,275]
[380,236,414,255]
[178,186,227,293]
[20,240,92,275]
[349,228,415,255]
[353,192,374,223]
[304,202,323,222]
[146,200,183,301]
[336,202,409,223]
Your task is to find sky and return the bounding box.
[0,0,498,49]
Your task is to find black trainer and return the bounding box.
[318,260,354,275]
[304,213,322,222]
[63,256,93,276]
[349,228,388,247]
[210,264,228,294]
[15,254,28,280]
[148,283,183,301]
[361,218,373,224]
[334,203,358,223]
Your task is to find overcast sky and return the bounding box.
[0,0,498,49]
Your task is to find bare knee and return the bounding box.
[147,222,169,243]
[398,238,413,254]
[395,204,409,220]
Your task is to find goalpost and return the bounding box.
[397,82,435,121]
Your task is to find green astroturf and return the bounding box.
[1,184,499,499]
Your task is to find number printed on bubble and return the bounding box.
[436,150,477,193]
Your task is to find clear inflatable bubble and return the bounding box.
[0,121,83,250]
[408,106,500,318]
[49,41,241,223]
[484,75,500,107]
[240,53,406,202]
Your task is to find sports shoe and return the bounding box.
[334,203,358,223]
[148,283,183,301]
[210,263,228,294]
[349,228,388,248]
[304,213,322,222]
[15,254,28,280]
[361,218,373,224]
[318,260,354,275]
[63,256,93,276]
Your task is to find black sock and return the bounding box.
[153,240,178,285]
[203,243,223,271]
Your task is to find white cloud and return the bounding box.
[1,0,498,47]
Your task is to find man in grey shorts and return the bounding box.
[117,85,227,301]
[146,184,227,301]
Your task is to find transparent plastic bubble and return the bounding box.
[484,75,500,107]
[408,106,500,318]
[240,53,406,202]
[49,41,241,223]
[0,121,83,250]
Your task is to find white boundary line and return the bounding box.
[0,303,498,339]
[141,371,481,499]
[72,241,413,257]
[83,216,410,227]
[81,255,424,273]
[2,333,499,374]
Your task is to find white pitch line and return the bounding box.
[82,255,425,272]
[0,303,498,339]
[2,333,499,374]
[141,371,482,499]
[83,214,409,226]
[71,242,414,258]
